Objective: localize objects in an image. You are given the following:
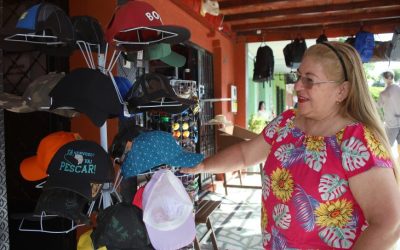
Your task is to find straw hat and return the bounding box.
[207,114,233,127]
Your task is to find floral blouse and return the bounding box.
[261,109,393,249]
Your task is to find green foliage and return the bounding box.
[363,63,378,83]
[369,86,384,102]
[394,69,400,82]
[248,114,268,134]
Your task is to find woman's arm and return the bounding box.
[181,133,271,174]
[350,167,400,250]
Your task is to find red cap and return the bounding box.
[20,131,80,181]
[132,185,145,209]
[105,1,190,47]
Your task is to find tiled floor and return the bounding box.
[197,172,263,250]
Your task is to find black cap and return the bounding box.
[5,3,76,57]
[35,188,90,225]
[126,73,195,114]
[91,202,153,250]
[71,15,105,52]
[49,68,122,127]
[44,140,115,200]
[316,34,328,44]
[109,125,149,159]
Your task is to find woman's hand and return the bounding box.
[180,162,205,175]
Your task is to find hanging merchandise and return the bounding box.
[105,0,190,50]
[345,35,356,47]
[283,37,307,69]
[354,30,375,63]
[49,68,123,127]
[77,229,106,250]
[206,114,233,128]
[253,44,274,82]
[113,76,134,100]
[169,109,198,152]
[386,26,400,61]
[124,43,187,68]
[92,202,152,249]
[4,3,76,56]
[34,188,90,225]
[121,130,203,178]
[170,79,197,99]
[0,73,78,118]
[91,202,153,250]
[19,131,80,181]
[316,33,328,44]
[109,124,148,160]
[126,73,195,114]
[43,140,115,200]
[71,15,105,51]
[200,0,220,16]
[142,169,196,250]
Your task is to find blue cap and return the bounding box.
[121,131,203,177]
[16,4,40,30]
[114,76,133,100]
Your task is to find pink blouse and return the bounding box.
[261,109,392,249]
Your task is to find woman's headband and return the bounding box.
[321,42,349,82]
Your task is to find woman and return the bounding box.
[182,42,400,249]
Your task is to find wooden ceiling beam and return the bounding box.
[224,0,399,22]
[231,8,400,32]
[237,18,400,42]
[218,0,290,11]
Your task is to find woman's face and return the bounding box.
[294,55,341,119]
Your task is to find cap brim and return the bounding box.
[20,156,48,181]
[116,26,190,52]
[160,51,186,67]
[0,28,37,52]
[51,101,112,127]
[48,109,79,118]
[35,188,90,224]
[168,151,204,168]
[145,213,196,250]
[148,25,191,45]
[0,92,30,111]
[44,177,93,200]
[207,119,232,126]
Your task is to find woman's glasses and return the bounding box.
[294,72,337,89]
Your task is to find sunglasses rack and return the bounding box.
[145,109,199,154]
[169,79,198,99]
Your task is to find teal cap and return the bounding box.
[125,43,186,68]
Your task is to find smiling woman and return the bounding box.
[182,41,400,250]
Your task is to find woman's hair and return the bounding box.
[304,41,399,183]
[258,101,265,111]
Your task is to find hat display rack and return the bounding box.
[4,1,202,246]
[2,4,125,233]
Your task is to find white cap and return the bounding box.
[142,169,195,250]
[200,0,220,16]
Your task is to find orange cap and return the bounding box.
[20,131,80,181]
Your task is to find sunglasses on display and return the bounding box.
[294,72,337,89]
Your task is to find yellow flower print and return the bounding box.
[305,136,325,152]
[261,206,268,229]
[315,199,353,228]
[364,127,389,159]
[271,168,294,202]
[336,129,344,145]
